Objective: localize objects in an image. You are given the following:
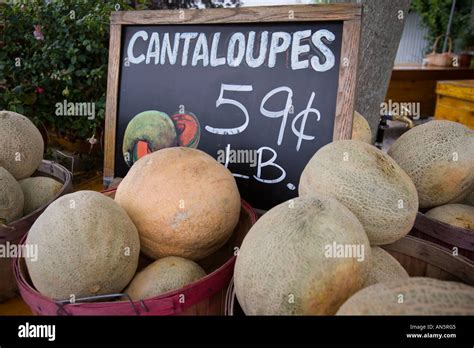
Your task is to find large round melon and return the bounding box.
[19,176,63,216]
[125,256,206,300]
[0,167,24,224]
[337,277,474,315]
[115,147,241,260]
[425,204,474,231]
[299,140,419,245]
[0,111,44,180]
[234,195,371,315]
[25,191,140,300]
[352,111,372,144]
[363,247,408,287]
[388,120,474,209]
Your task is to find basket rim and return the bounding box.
[415,211,474,251]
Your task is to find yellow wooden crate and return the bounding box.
[435,80,474,129]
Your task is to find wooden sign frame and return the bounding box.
[103,4,362,185]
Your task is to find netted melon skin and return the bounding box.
[363,247,409,287]
[19,176,63,216]
[0,167,24,223]
[337,277,474,315]
[25,191,140,300]
[425,204,474,231]
[352,111,372,144]
[388,121,474,209]
[234,195,371,315]
[300,140,419,245]
[0,111,44,180]
[126,256,206,300]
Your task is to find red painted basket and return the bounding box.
[15,189,257,315]
[0,160,72,302]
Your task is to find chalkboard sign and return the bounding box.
[104,5,361,210]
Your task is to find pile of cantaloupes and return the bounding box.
[235,118,474,315]
[388,120,474,232]
[24,147,241,301]
[0,111,64,225]
[12,105,474,315]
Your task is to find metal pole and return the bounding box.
[442,0,456,52]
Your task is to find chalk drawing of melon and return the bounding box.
[122,110,178,167]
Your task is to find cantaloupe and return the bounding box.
[425,204,474,231]
[299,140,419,245]
[25,191,140,300]
[125,256,206,300]
[115,147,241,261]
[337,277,474,315]
[363,247,409,287]
[388,120,474,209]
[0,111,44,180]
[19,176,63,216]
[352,111,372,144]
[234,195,371,315]
[0,167,24,224]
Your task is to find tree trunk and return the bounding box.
[331,0,412,139]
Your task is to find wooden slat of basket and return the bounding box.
[383,235,474,285]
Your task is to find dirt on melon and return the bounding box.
[0,111,44,180]
[25,191,140,300]
[388,120,474,209]
[0,167,24,224]
[425,204,474,231]
[19,176,63,216]
[299,140,419,245]
[115,147,241,261]
[125,256,206,300]
[337,277,474,315]
[234,195,371,315]
[363,247,409,287]
[352,111,372,144]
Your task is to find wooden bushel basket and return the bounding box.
[383,235,473,285]
[424,35,455,67]
[0,160,72,302]
[410,212,474,261]
[225,235,474,315]
[15,189,257,315]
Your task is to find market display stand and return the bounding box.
[386,65,474,117]
[435,80,474,129]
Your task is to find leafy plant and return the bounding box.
[0,0,239,143]
[0,0,136,141]
[412,0,474,53]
